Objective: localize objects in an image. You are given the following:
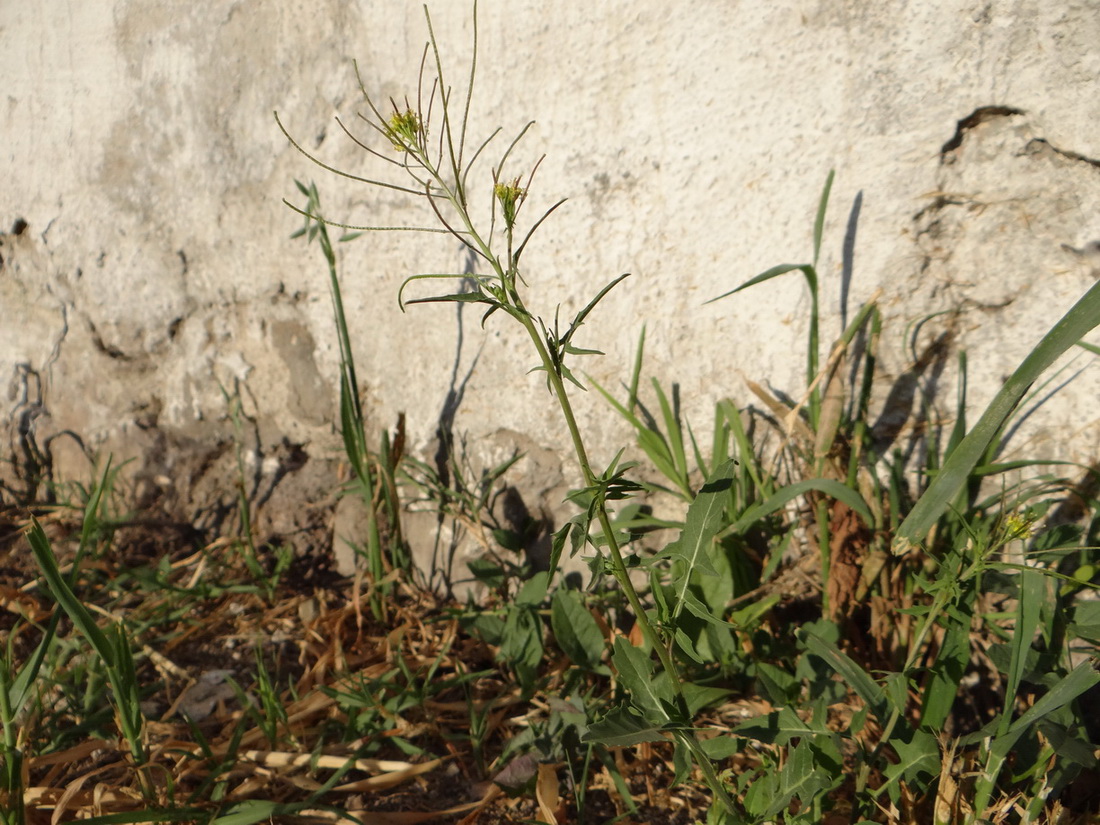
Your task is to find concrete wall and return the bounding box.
[5,1,1100,572]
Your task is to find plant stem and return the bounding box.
[0,657,23,825]
[350,76,740,816]
[512,310,738,815]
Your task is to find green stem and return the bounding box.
[0,659,23,825]
[312,197,387,618]
[513,310,738,815]
[816,498,831,616]
[406,128,739,818]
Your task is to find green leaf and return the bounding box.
[558,273,631,355]
[729,593,780,629]
[895,276,1100,553]
[549,513,589,577]
[7,606,60,719]
[882,728,940,791]
[590,377,683,492]
[700,736,743,760]
[734,707,814,746]
[1037,720,1097,769]
[76,811,208,825]
[1011,659,1100,733]
[405,291,496,306]
[673,626,706,664]
[550,588,608,673]
[727,478,871,536]
[467,558,506,590]
[755,662,799,706]
[767,738,833,818]
[515,571,549,605]
[27,520,114,667]
[999,566,1045,736]
[743,767,780,817]
[677,587,736,629]
[584,706,667,747]
[397,272,496,310]
[212,801,310,825]
[799,628,890,725]
[652,378,689,491]
[883,671,909,716]
[611,637,672,723]
[974,660,1100,814]
[1069,599,1100,644]
[662,461,736,602]
[500,601,544,687]
[79,458,112,554]
[706,263,806,305]
[812,169,835,268]
[919,608,971,729]
[678,679,732,715]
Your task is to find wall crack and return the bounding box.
[939,105,1026,160]
[1021,137,1100,170]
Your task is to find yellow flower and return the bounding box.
[494,178,526,229]
[387,108,422,151]
[1003,511,1035,541]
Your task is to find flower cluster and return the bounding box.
[386,108,422,152]
[494,177,526,230]
[1003,510,1036,542]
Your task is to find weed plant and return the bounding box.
[291,179,410,617]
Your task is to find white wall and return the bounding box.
[4,1,1099,565]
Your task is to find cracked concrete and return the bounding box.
[3,2,1100,577]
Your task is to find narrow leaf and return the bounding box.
[1011,659,1100,733]
[726,478,871,536]
[812,169,835,267]
[999,566,1044,736]
[895,277,1100,553]
[799,628,890,724]
[705,263,806,305]
[27,520,114,667]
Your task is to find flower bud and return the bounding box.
[494,178,526,230]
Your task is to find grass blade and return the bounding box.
[26,519,114,667]
[704,263,805,305]
[895,277,1100,554]
[812,169,835,268]
[725,478,872,536]
[999,566,1045,736]
[652,378,690,495]
[799,628,890,725]
[974,659,1100,813]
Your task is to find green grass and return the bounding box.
[2,4,1099,824]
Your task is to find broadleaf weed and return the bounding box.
[280,3,741,814]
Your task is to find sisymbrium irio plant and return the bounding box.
[277,3,737,815]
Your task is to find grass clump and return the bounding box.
[1,3,1099,824]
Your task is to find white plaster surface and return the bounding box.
[4,1,1100,569]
